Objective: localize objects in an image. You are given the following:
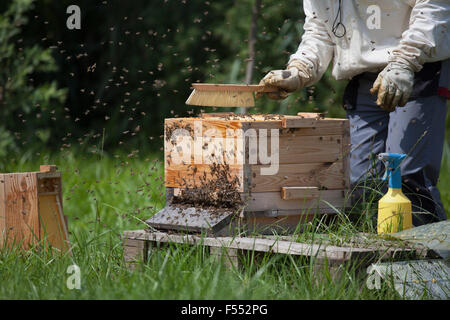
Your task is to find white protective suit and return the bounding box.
[289,0,450,89]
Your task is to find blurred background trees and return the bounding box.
[0,0,66,158]
[1,0,445,160]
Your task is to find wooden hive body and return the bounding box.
[0,165,70,252]
[164,113,350,232]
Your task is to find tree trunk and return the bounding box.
[241,0,261,114]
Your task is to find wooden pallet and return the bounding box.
[123,229,432,273]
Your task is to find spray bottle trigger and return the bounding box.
[381,165,389,181]
[377,153,389,181]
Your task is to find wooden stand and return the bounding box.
[0,165,70,252]
[123,229,431,274]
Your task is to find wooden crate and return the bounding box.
[0,165,70,252]
[163,112,350,231]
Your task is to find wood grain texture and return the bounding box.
[36,171,61,179]
[248,162,345,192]
[0,175,5,246]
[191,83,277,92]
[296,112,325,119]
[55,195,69,248]
[124,229,430,274]
[168,116,297,134]
[39,194,69,252]
[40,165,57,172]
[124,230,421,263]
[166,161,345,193]
[281,126,347,136]
[276,134,342,164]
[210,246,240,270]
[165,118,244,141]
[316,162,346,189]
[4,173,39,249]
[123,238,148,270]
[165,117,242,167]
[169,188,346,212]
[282,116,347,129]
[200,112,236,118]
[165,132,342,166]
[243,132,343,165]
[37,175,69,253]
[242,213,315,234]
[243,190,345,211]
[281,186,320,200]
[342,122,351,190]
[0,169,69,252]
[164,116,349,212]
[167,115,347,129]
[243,120,347,133]
[165,164,244,191]
[165,119,345,167]
[186,90,256,107]
[165,130,244,166]
[165,117,347,148]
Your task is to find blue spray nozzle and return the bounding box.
[377,153,406,189]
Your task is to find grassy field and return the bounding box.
[0,148,448,300]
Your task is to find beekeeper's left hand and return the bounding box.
[370,61,415,112]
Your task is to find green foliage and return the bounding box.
[0,152,402,300]
[0,0,348,156]
[0,0,66,157]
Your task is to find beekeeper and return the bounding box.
[259,0,450,226]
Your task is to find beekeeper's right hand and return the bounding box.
[257,60,311,100]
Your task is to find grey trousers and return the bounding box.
[345,72,447,226]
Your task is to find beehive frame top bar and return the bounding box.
[171,112,349,129]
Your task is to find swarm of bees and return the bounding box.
[172,163,243,211]
[6,1,335,229]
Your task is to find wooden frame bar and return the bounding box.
[123,230,431,272]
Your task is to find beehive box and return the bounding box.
[0,165,70,252]
[164,112,350,232]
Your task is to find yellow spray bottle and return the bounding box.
[377,153,412,234]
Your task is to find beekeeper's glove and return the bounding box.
[370,62,415,112]
[257,60,311,100]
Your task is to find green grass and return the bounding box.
[0,147,448,300]
[439,143,450,217]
